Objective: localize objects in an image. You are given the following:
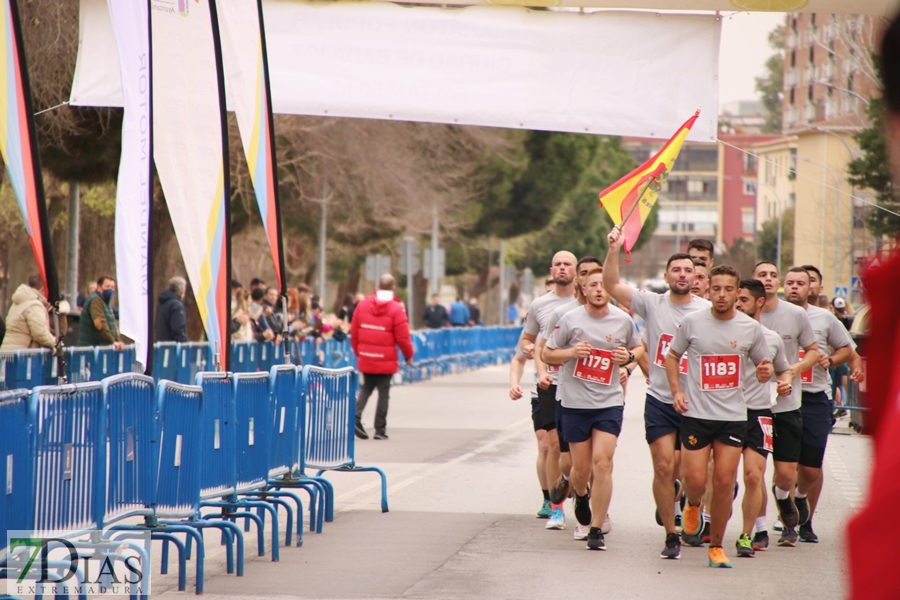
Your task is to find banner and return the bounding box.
[1,0,58,302]
[108,0,152,369]
[71,0,720,142]
[151,0,230,362]
[218,0,285,292]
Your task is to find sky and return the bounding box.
[718,11,787,109]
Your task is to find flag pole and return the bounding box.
[619,175,657,229]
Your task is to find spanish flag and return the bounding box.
[599,111,699,254]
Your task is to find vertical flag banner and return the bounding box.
[0,0,59,302]
[599,111,699,254]
[151,0,230,363]
[108,0,152,370]
[218,0,286,293]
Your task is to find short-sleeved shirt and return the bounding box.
[669,309,769,422]
[803,304,854,398]
[548,304,640,410]
[760,300,817,414]
[744,326,790,411]
[540,298,581,385]
[628,289,710,404]
[523,292,577,387]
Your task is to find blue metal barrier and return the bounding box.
[66,346,97,383]
[0,348,55,390]
[178,342,214,385]
[154,342,179,382]
[0,390,34,547]
[96,345,136,379]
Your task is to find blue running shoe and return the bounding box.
[546,506,566,530]
[537,499,552,519]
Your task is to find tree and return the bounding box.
[755,25,785,135]
[756,208,794,273]
[714,238,757,282]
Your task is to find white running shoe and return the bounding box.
[546,506,566,530]
[601,514,612,535]
[573,524,589,540]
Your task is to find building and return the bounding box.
[717,134,779,250]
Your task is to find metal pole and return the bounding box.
[404,236,414,330]
[318,185,327,309]
[777,209,783,274]
[430,205,439,296]
[65,181,80,305]
[498,241,506,327]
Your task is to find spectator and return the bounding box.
[507,302,519,325]
[423,294,449,329]
[76,281,97,310]
[250,278,266,292]
[448,297,470,327]
[263,287,285,335]
[0,273,57,352]
[338,293,356,324]
[78,276,123,349]
[249,287,275,343]
[832,297,855,330]
[351,274,414,440]
[230,280,252,341]
[155,277,189,343]
[468,298,481,326]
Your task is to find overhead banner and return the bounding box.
[72,0,721,142]
[218,0,285,293]
[151,0,230,360]
[107,0,152,370]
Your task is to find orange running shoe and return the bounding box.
[708,546,733,569]
[682,504,703,537]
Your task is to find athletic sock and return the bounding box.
[774,485,791,500]
[552,503,563,510]
[755,517,767,533]
[795,491,808,499]
[542,489,550,501]
[702,511,710,524]
[561,473,569,481]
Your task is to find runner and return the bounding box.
[509,346,552,519]
[734,279,793,558]
[687,239,715,269]
[691,258,710,300]
[666,265,770,568]
[751,261,820,548]
[604,225,709,559]
[543,269,643,551]
[519,251,578,530]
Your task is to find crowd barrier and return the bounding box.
[0,364,383,596]
[842,333,869,434]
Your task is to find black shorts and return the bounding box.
[744,408,774,457]
[531,395,541,432]
[800,391,831,468]
[772,409,803,463]
[560,405,624,443]
[680,417,745,450]
[555,400,569,453]
[644,394,682,449]
[536,385,558,431]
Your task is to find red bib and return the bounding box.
[573,348,615,385]
[700,354,740,391]
[655,332,687,374]
[798,349,813,383]
[757,415,774,452]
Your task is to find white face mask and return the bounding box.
[376,290,394,302]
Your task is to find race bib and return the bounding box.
[757,415,774,452]
[798,349,813,383]
[700,354,740,391]
[655,333,688,374]
[546,364,560,374]
[573,348,615,385]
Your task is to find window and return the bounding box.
[788,192,796,208]
[744,153,757,173]
[687,180,704,194]
[790,87,795,105]
[743,181,756,196]
[791,50,796,67]
[742,208,755,235]
[808,84,814,101]
[788,150,797,180]
[809,45,815,63]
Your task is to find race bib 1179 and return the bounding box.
[573,348,614,385]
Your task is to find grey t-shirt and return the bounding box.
[670,309,769,422]
[803,304,854,398]
[743,326,790,411]
[759,299,817,414]
[540,298,581,385]
[548,304,640,410]
[523,291,577,389]
[628,289,710,404]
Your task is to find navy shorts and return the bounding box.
[555,401,570,453]
[644,394,682,449]
[560,405,624,443]
[800,391,831,468]
[530,395,540,432]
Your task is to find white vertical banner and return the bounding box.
[108,0,151,369]
[151,0,230,353]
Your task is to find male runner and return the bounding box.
[691,258,710,300]
[604,226,709,559]
[543,270,642,551]
[509,347,552,518]
[520,251,577,529]
[785,266,858,543]
[667,265,770,568]
[734,279,793,557]
[687,239,715,268]
[752,262,820,547]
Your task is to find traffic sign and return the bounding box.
[834,286,848,299]
[851,276,862,293]
[365,254,392,281]
[397,254,420,275]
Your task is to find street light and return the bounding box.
[810,79,871,109]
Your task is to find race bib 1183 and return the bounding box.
[573,348,615,385]
[700,354,740,391]
[655,333,687,374]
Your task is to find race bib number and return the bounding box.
[573,349,614,385]
[757,415,774,452]
[546,364,560,374]
[798,349,813,383]
[700,355,740,391]
[655,333,687,374]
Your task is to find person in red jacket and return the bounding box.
[351,274,415,440]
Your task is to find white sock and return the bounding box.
[561,473,569,481]
[702,511,711,523]
[674,502,683,516]
[755,517,768,532]
[774,486,790,500]
[795,491,807,499]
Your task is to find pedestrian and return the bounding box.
[449,297,470,327]
[507,302,519,325]
[351,274,414,440]
[687,238,715,268]
[78,276,124,349]
[0,273,57,352]
[155,276,189,343]
[249,287,275,343]
[423,294,449,329]
[250,278,266,292]
[831,297,855,330]
[76,281,97,310]
[338,293,356,325]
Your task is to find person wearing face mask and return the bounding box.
[78,275,124,350]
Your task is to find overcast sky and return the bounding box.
[718,11,786,108]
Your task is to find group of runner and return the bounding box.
[508,226,863,568]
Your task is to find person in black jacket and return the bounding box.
[423,294,449,329]
[155,277,188,342]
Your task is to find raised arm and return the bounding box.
[603,225,635,310]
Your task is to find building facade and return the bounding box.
[717,134,779,249]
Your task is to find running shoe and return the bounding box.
[674,514,683,534]
[546,506,566,530]
[701,521,711,544]
[752,530,769,551]
[735,534,755,558]
[795,495,810,525]
[798,523,819,543]
[682,504,703,537]
[549,475,571,505]
[586,527,606,551]
[661,533,681,559]
[373,432,389,440]
[773,518,783,532]
[601,514,612,535]
[574,490,592,527]
[573,524,588,540]
[355,420,369,440]
[708,546,732,568]
[777,528,799,547]
[772,485,800,529]
[681,532,704,547]
[833,408,848,419]
[537,499,552,519]
[655,480,683,526]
